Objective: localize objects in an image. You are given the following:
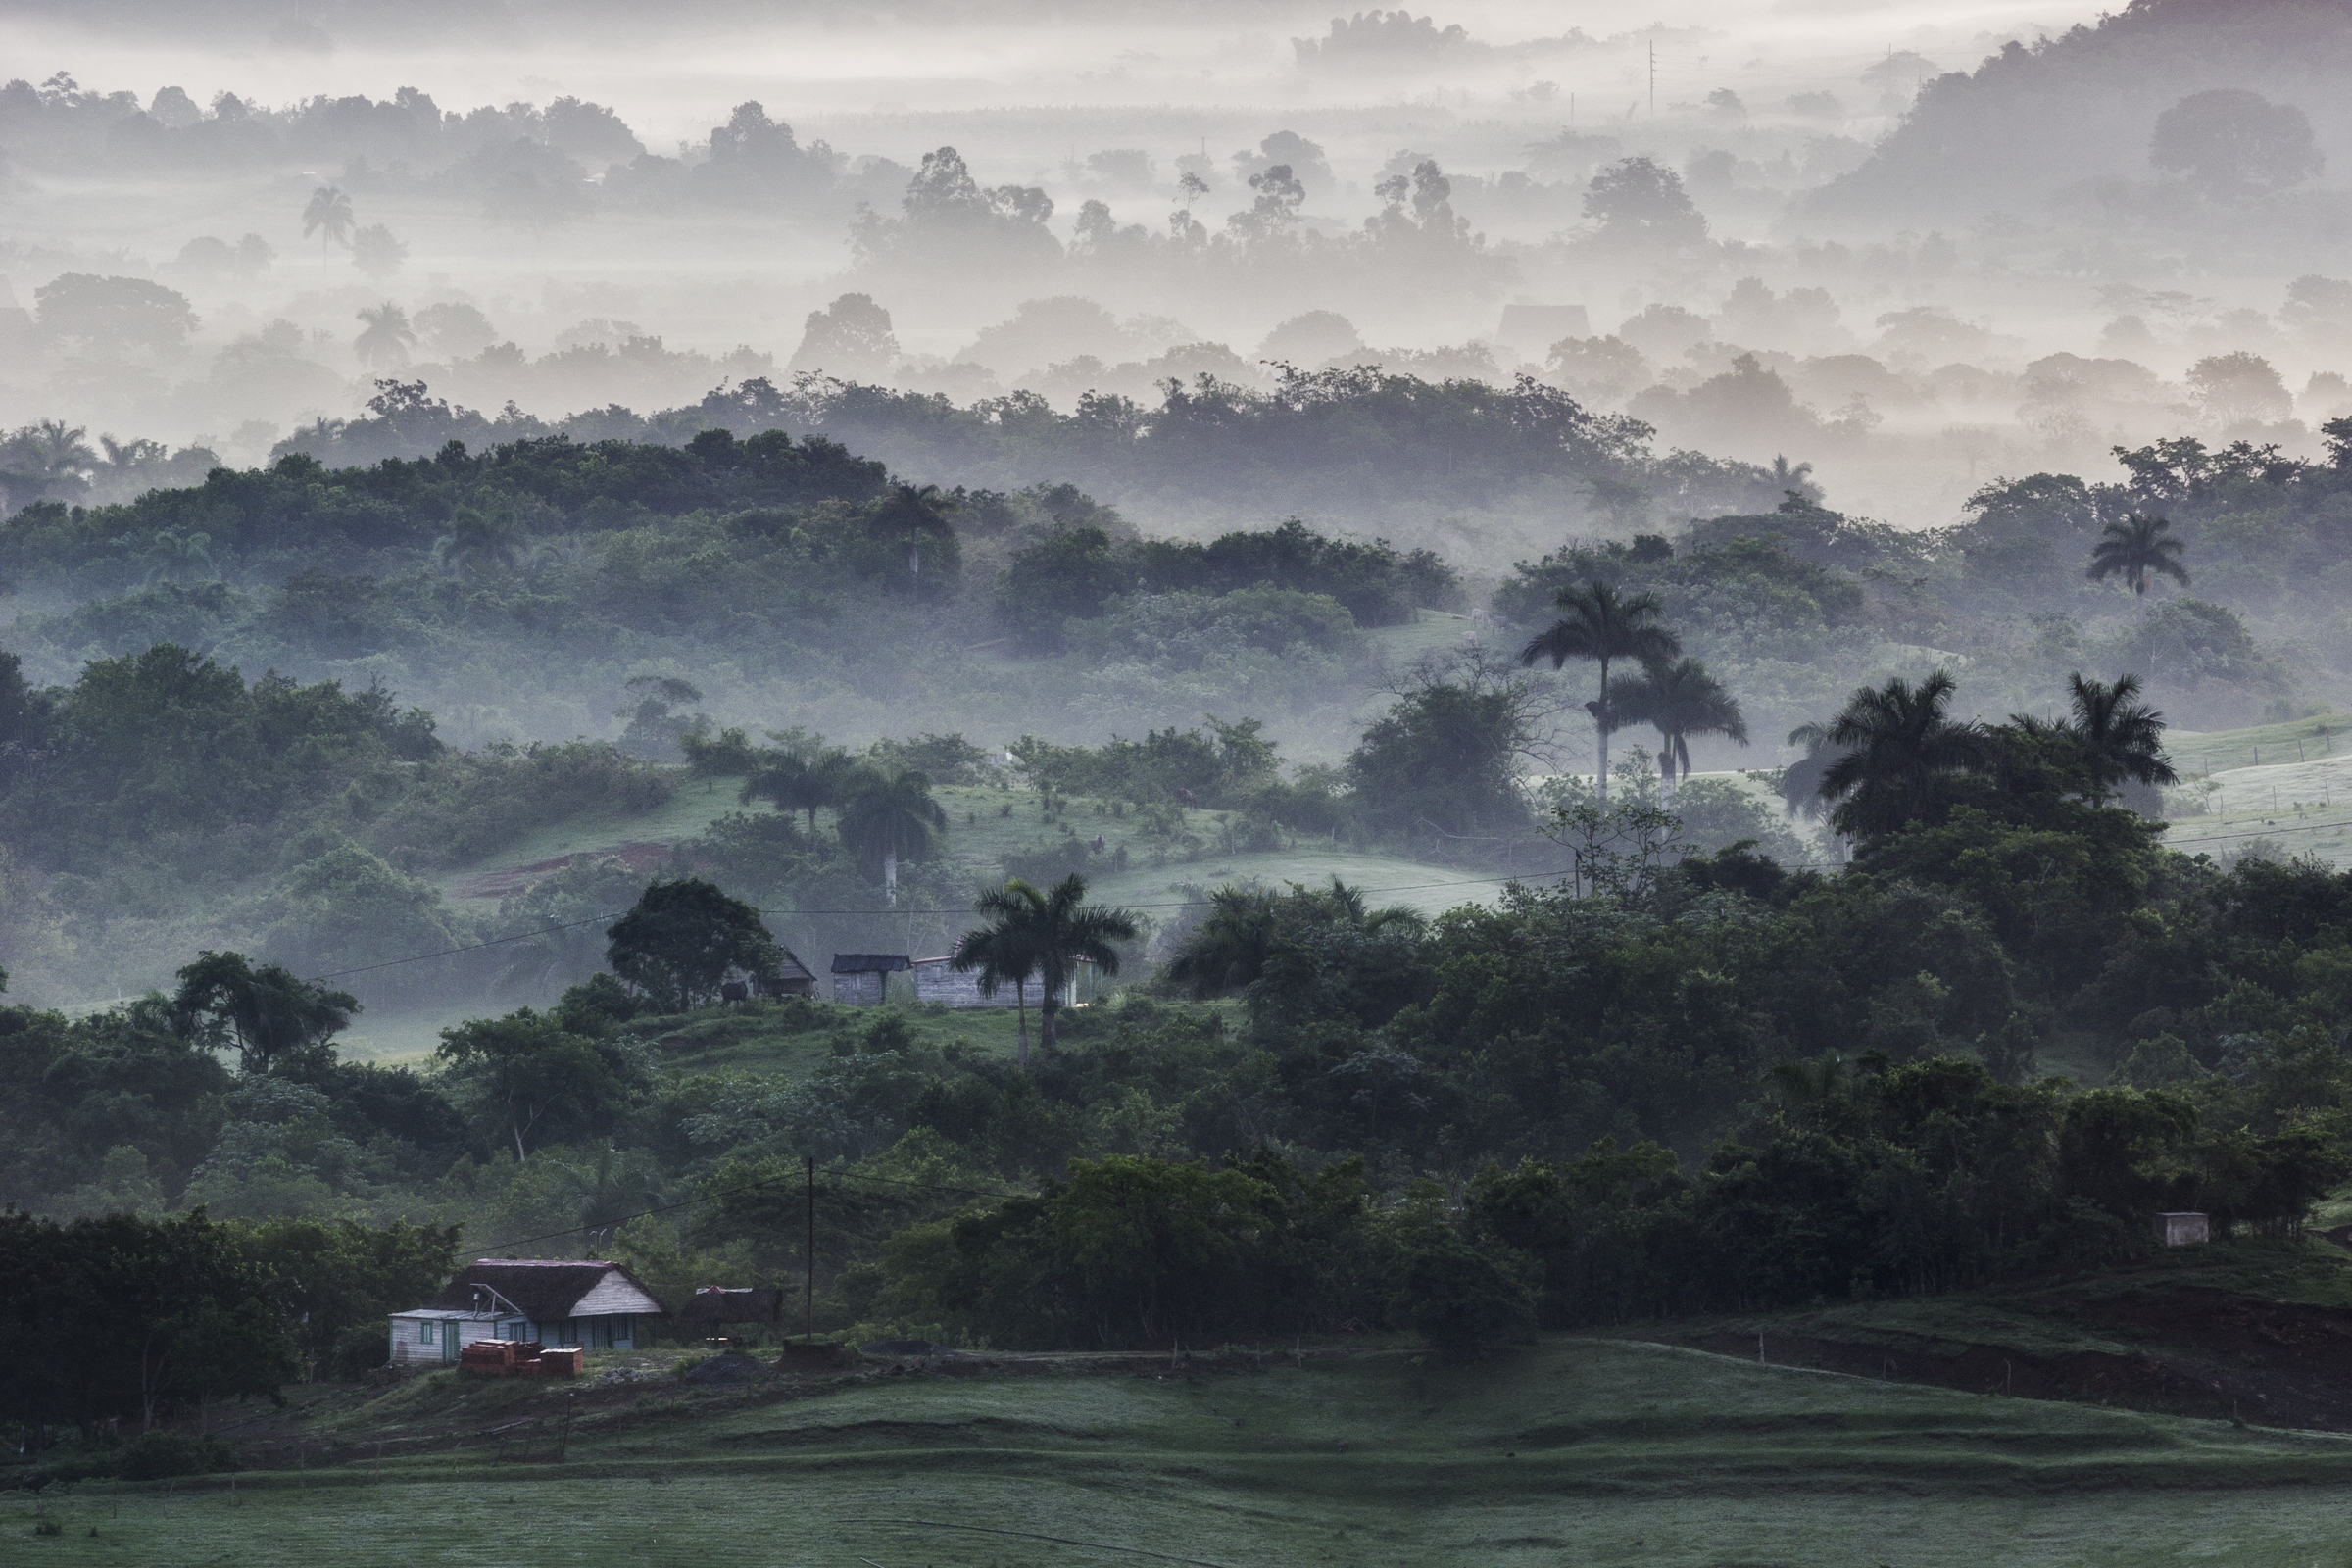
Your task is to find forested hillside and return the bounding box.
[10,372,2352,1451]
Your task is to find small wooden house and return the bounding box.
[831,953,909,1004]
[760,950,817,999]
[388,1259,663,1365]
[908,956,1098,1009]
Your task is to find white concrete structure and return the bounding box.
[2155,1211,2210,1247]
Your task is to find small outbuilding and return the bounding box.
[388,1258,663,1365]
[908,955,1100,1009]
[2155,1211,2210,1247]
[831,953,910,1004]
[760,950,817,999]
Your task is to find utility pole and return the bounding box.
[1648,40,1655,116]
[805,1153,815,1344]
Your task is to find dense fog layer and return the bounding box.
[8,0,2352,1010]
[8,0,2342,530]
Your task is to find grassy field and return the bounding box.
[17,1337,2352,1566]
[430,768,1525,940]
[2161,711,2352,868]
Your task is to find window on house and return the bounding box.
[418,1320,437,1345]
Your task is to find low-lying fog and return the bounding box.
[5,0,2336,534]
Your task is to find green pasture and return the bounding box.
[17,1338,2352,1566]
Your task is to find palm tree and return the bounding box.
[955,874,1136,1059]
[432,505,523,575]
[353,302,416,369]
[835,767,949,906]
[1608,655,1748,804]
[1779,721,1843,821]
[2086,512,2190,598]
[302,185,355,265]
[1307,874,1425,935]
[0,418,96,507]
[139,527,213,586]
[1818,668,1988,839]
[951,886,1046,1064]
[1164,887,1281,999]
[872,483,958,590]
[2064,672,2178,806]
[741,751,847,836]
[1519,578,1681,806]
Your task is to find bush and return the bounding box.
[1003,834,1094,885]
[1396,1226,1540,1350]
[120,1431,238,1481]
[330,1318,392,1380]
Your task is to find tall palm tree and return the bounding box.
[139,527,214,586]
[871,483,958,590]
[1307,875,1425,935]
[1519,578,1680,807]
[835,767,948,906]
[1164,887,1282,999]
[1608,655,1748,804]
[1779,721,1843,822]
[2086,512,2190,598]
[741,750,851,836]
[432,505,523,575]
[353,302,416,369]
[955,874,1136,1059]
[0,418,96,507]
[1818,668,1988,839]
[2064,672,2178,806]
[302,185,355,266]
[951,887,1046,1064]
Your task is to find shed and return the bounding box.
[390,1258,664,1363]
[909,955,1099,1009]
[760,949,817,999]
[831,953,910,1005]
[386,1308,499,1367]
[2155,1211,2210,1247]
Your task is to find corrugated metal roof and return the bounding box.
[830,953,911,973]
[423,1260,664,1321]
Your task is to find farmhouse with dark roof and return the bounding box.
[386,1259,663,1365]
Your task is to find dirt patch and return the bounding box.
[1629,1286,2352,1431]
[452,841,673,901]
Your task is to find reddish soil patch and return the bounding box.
[1634,1286,2352,1431]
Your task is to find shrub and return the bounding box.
[120,1431,238,1481]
